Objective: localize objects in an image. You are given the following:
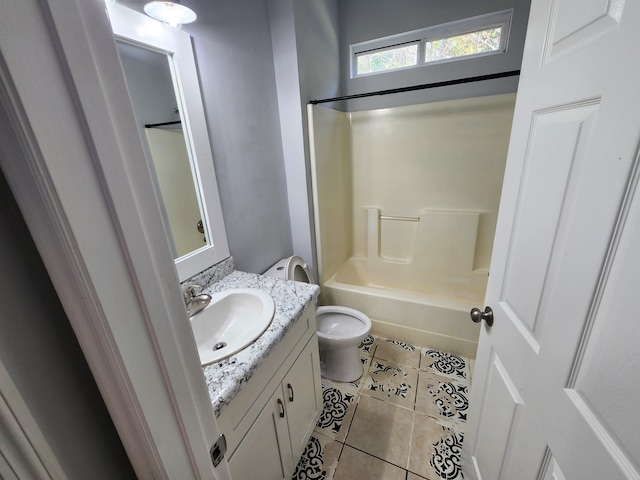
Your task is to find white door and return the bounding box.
[463,0,640,478]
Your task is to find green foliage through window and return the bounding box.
[357,44,418,75]
[424,27,502,63]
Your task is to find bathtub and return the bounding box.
[321,257,482,358]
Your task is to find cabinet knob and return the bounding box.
[287,383,294,402]
[277,398,285,418]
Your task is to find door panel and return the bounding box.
[548,0,625,61]
[501,102,599,337]
[469,350,523,479]
[463,0,640,478]
[540,457,567,480]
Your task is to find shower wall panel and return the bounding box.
[350,94,516,273]
[308,105,353,284]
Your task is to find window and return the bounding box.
[351,10,512,78]
[356,42,418,75]
[424,26,503,63]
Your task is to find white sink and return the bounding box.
[190,288,275,366]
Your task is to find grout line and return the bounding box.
[342,443,410,472]
[407,409,416,471]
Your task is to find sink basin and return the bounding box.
[190,288,275,366]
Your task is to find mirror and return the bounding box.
[108,3,229,281]
[116,41,205,259]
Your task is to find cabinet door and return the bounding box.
[283,336,322,461]
[228,386,291,480]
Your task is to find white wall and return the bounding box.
[335,0,531,111]
[0,171,136,478]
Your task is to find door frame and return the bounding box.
[0,0,228,478]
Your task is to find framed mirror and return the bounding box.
[107,3,229,281]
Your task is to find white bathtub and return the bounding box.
[321,257,482,358]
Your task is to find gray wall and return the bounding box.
[183,0,293,274]
[268,0,341,276]
[0,170,136,479]
[335,0,531,111]
[117,0,530,275]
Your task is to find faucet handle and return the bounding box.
[183,284,201,302]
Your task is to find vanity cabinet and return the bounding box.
[217,302,322,479]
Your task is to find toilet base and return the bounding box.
[319,345,363,383]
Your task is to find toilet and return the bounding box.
[263,256,371,382]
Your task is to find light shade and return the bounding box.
[143,1,197,29]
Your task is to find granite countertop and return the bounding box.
[200,270,319,417]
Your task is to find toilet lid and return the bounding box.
[285,255,315,284]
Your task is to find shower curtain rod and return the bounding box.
[309,70,520,105]
[144,120,182,128]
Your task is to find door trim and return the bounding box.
[0,1,228,478]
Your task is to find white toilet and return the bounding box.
[263,256,371,382]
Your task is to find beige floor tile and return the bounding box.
[415,371,469,428]
[407,473,428,480]
[375,338,421,368]
[409,413,464,480]
[292,431,344,480]
[315,380,359,442]
[362,357,418,409]
[345,394,413,469]
[333,446,406,480]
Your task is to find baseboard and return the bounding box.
[371,318,478,359]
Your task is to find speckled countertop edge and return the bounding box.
[199,270,319,418]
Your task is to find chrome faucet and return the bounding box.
[183,284,212,317]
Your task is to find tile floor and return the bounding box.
[292,335,473,480]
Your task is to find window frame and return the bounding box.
[350,9,513,78]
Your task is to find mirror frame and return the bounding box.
[108,3,229,281]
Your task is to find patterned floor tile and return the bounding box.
[375,338,421,368]
[409,413,464,480]
[305,335,471,480]
[362,357,418,409]
[420,348,470,384]
[358,334,377,358]
[314,380,359,442]
[292,431,343,480]
[345,351,373,391]
[415,371,469,428]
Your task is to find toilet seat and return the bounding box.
[316,306,371,349]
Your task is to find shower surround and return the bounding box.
[309,94,516,358]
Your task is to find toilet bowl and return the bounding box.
[263,256,372,382]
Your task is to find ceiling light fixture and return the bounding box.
[143,1,197,29]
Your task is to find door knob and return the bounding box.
[470,306,494,327]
